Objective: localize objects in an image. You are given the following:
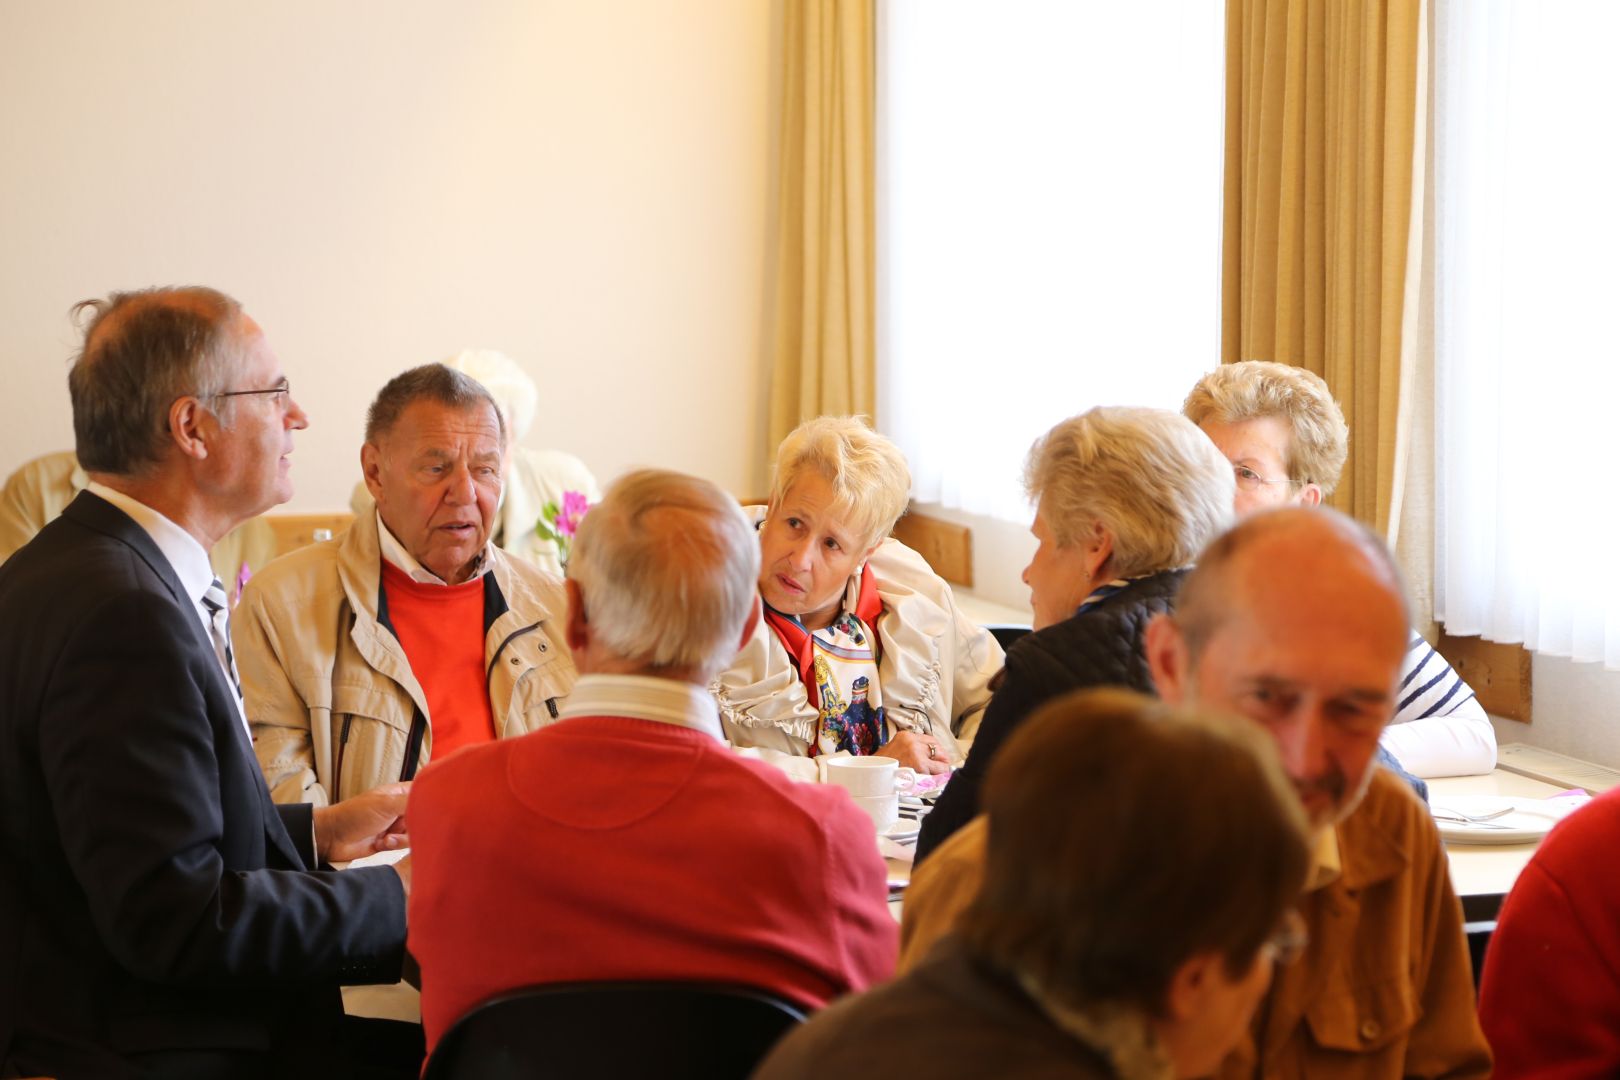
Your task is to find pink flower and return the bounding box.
[556,490,590,538]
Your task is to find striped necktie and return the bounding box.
[200,577,243,701]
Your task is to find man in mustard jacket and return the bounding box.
[901,508,1491,1079]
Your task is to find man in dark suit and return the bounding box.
[0,287,416,1079]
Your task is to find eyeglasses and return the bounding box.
[1233,464,1296,492]
[210,378,291,405]
[1263,909,1308,967]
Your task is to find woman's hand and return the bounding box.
[875,730,951,775]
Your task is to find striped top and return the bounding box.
[1381,630,1496,779]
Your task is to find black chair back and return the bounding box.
[985,623,1032,653]
[422,981,809,1080]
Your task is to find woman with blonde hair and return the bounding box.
[916,407,1233,861]
[712,417,1003,783]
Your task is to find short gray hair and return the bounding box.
[364,363,507,446]
[568,469,760,680]
[768,416,911,552]
[67,286,245,475]
[1023,407,1234,576]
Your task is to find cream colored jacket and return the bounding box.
[237,511,577,805]
[712,512,1004,783]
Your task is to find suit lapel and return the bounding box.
[62,492,308,868]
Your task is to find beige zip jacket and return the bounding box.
[236,511,577,806]
[712,510,1004,784]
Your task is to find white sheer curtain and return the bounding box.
[1434,0,1620,665]
[876,1,1224,523]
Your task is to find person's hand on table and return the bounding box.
[875,730,951,775]
[313,781,410,864]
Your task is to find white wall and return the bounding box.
[1492,657,1620,771]
[0,0,776,509]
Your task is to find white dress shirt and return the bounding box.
[558,673,724,741]
[376,511,491,584]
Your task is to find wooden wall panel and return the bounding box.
[263,512,355,561]
[891,508,973,587]
[1435,632,1533,722]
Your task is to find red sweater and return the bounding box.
[380,561,495,760]
[1479,787,1620,1076]
[407,714,898,1055]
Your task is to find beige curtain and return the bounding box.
[1223,0,1426,539]
[768,0,875,451]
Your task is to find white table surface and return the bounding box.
[884,769,1575,929]
[1429,769,1576,920]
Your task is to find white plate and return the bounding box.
[883,818,921,842]
[1431,795,1581,846]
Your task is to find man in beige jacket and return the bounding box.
[237,364,577,806]
[901,508,1491,1079]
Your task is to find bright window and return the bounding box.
[1433,0,1620,665]
[877,0,1226,523]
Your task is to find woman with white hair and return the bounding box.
[915,407,1234,862]
[712,417,1004,783]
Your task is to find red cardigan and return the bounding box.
[407,714,898,1055]
[1479,787,1620,1076]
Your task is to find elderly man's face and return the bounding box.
[758,472,878,632]
[205,316,309,520]
[362,399,503,584]
[1152,525,1408,829]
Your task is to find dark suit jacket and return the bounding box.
[0,492,406,1078]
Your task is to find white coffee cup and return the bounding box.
[824,756,899,797]
[851,792,900,831]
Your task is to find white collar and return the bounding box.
[87,482,216,603]
[1307,826,1342,892]
[375,510,491,585]
[558,674,724,742]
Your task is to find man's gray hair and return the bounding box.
[67,286,245,475]
[1023,407,1235,576]
[365,363,507,446]
[569,469,760,680]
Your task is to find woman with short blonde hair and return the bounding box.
[916,407,1234,860]
[712,417,1003,783]
[1181,360,1348,505]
